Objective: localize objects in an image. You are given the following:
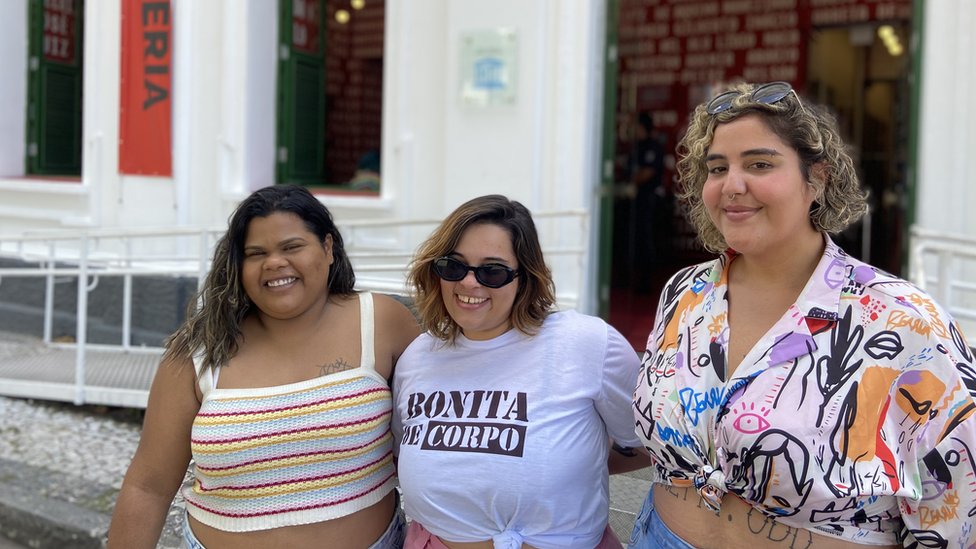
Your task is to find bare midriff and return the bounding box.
[652,484,900,549]
[186,491,396,548]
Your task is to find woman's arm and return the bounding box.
[898,405,976,547]
[608,441,652,475]
[597,322,650,474]
[373,293,422,381]
[107,355,200,549]
[892,316,976,547]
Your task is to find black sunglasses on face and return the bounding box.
[432,256,519,288]
[705,81,802,115]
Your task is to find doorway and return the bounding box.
[276,0,385,192]
[807,24,912,276]
[604,6,914,352]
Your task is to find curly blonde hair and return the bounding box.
[676,82,868,252]
[407,195,555,343]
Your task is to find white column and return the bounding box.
[917,0,976,236]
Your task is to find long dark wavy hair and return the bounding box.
[164,185,356,372]
[407,195,556,343]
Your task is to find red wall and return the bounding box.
[616,0,913,171]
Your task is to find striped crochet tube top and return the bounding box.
[183,293,396,532]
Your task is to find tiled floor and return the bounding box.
[608,287,658,354]
[607,252,710,353]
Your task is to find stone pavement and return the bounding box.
[0,533,29,549]
[0,331,652,547]
[0,395,186,549]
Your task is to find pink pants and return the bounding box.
[404,521,623,549]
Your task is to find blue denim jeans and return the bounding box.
[182,500,407,549]
[628,488,696,549]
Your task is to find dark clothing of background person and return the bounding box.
[630,112,671,293]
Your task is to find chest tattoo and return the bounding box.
[318,358,353,376]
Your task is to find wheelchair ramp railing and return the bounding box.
[0,209,589,408]
[909,225,976,340]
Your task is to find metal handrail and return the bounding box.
[0,209,590,405]
[909,225,976,326]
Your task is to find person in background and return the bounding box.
[629,81,976,548]
[393,194,646,549]
[349,149,382,193]
[630,112,671,293]
[108,185,420,548]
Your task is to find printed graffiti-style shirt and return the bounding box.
[633,236,976,546]
[393,310,641,549]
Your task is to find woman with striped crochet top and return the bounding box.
[108,185,420,548]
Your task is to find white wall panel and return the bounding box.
[0,0,28,177]
[917,0,976,237]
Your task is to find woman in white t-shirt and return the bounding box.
[393,195,646,549]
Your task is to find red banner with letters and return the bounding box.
[119,0,172,176]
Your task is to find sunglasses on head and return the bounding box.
[705,81,803,115]
[432,256,520,289]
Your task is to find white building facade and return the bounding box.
[0,0,973,332]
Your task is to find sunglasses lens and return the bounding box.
[432,257,467,281]
[433,257,517,288]
[751,81,792,106]
[475,265,514,288]
[705,91,738,115]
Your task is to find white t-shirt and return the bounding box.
[393,310,642,549]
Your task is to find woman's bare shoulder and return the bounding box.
[371,293,421,345]
[371,292,415,315]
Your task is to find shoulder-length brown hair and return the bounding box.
[407,195,555,343]
[676,82,868,252]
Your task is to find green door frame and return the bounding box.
[276,0,327,186]
[903,0,924,273]
[596,0,620,320]
[26,0,84,176]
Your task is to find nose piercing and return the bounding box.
[728,193,738,200]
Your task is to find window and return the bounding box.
[276,0,384,192]
[26,0,84,175]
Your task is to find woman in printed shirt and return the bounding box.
[630,82,976,548]
[108,185,420,548]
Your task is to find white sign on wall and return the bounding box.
[459,28,518,107]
